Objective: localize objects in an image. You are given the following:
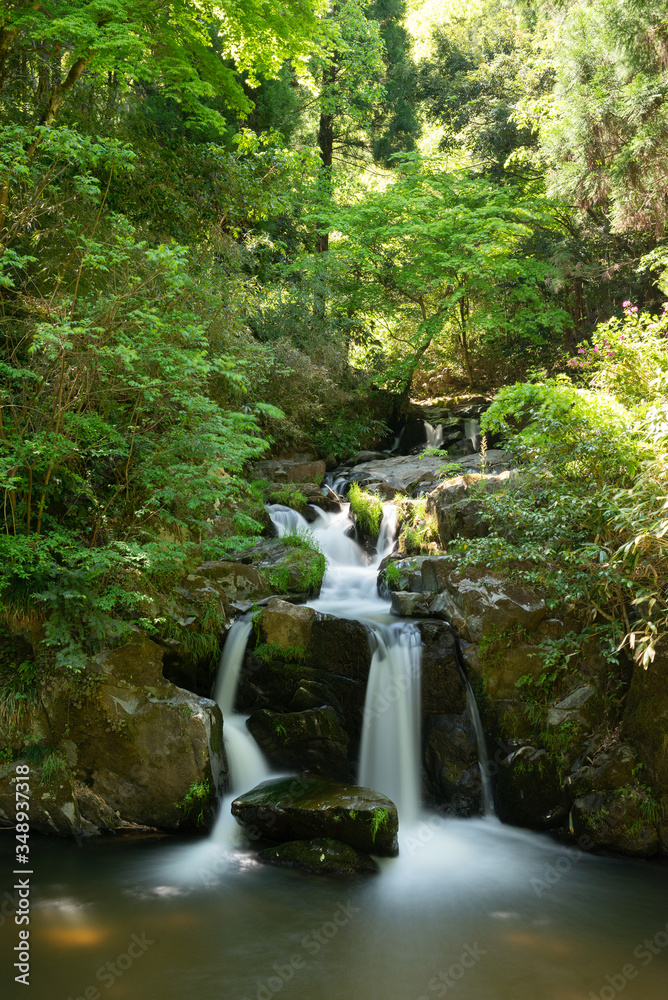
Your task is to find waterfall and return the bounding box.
[465,685,495,816]
[463,417,481,452]
[211,617,271,846]
[266,502,307,537]
[424,421,444,449]
[359,622,422,826]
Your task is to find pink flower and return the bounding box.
[593,345,599,352]
[578,348,586,353]
[622,300,631,307]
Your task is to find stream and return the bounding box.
[3,497,668,1000]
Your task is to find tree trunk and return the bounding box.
[459,297,473,388]
[316,63,336,253]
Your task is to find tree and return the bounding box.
[319,155,570,388]
[542,0,668,236]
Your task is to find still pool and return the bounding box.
[3,816,667,1000]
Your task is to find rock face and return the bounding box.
[236,600,372,778]
[423,714,483,815]
[623,648,668,795]
[38,636,227,830]
[257,838,379,875]
[572,788,659,858]
[255,457,326,484]
[231,775,399,856]
[495,747,568,829]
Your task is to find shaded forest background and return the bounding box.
[1,0,668,677]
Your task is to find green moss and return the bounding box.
[370,807,390,843]
[254,642,307,664]
[349,483,383,542]
[384,562,402,590]
[178,779,211,825]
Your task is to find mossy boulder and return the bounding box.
[494,746,569,829]
[425,471,514,547]
[37,636,227,830]
[231,774,399,856]
[415,621,467,715]
[257,838,379,875]
[246,708,351,781]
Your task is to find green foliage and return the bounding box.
[349,483,384,541]
[395,495,438,554]
[370,806,390,843]
[178,779,212,825]
[254,642,307,664]
[384,561,403,589]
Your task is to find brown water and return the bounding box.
[3,817,668,1000]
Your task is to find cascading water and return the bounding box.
[424,420,444,449]
[210,616,271,846]
[465,685,495,816]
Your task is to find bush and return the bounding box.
[348,483,384,541]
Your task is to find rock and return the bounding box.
[356,450,387,463]
[426,471,515,547]
[390,592,431,617]
[623,647,668,795]
[289,680,344,715]
[75,782,124,833]
[423,714,482,815]
[237,600,372,745]
[377,555,431,596]
[255,458,326,484]
[444,569,548,642]
[38,636,226,830]
[548,685,600,728]
[246,708,351,781]
[0,760,83,836]
[572,789,659,857]
[415,621,467,715]
[231,774,399,856]
[196,561,270,602]
[566,744,636,796]
[481,643,547,700]
[348,452,511,498]
[495,746,568,829]
[257,838,379,875]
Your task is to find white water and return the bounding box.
[210,617,271,846]
[424,420,444,449]
[466,685,495,816]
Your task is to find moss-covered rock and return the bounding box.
[495,746,569,829]
[37,636,227,831]
[572,787,659,857]
[257,837,379,875]
[231,774,399,856]
[423,714,482,815]
[415,621,467,715]
[623,647,668,796]
[0,759,83,836]
[246,708,351,781]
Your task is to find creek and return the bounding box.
[4,498,668,1000]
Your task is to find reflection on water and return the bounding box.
[3,821,667,1000]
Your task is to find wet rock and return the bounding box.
[390,592,431,617]
[356,450,387,463]
[423,714,482,815]
[377,555,431,596]
[75,782,124,833]
[548,685,600,728]
[445,570,548,642]
[231,774,399,856]
[38,636,226,830]
[196,561,270,602]
[572,789,659,857]
[257,838,379,875]
[289,680,344,715]
[481,643,547,700]
[416,621,467,715]
[348,452,511,498]
[246,708,352,781]
[0,760,83,836]
[255,457,326,484]
[495,746,568,829]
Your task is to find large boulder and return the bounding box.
[415,621,467,715]
[246,708,352,781]
[257,838,379,876]
[571,788,659,857]
[254,457,326,484]
[349,452,511,498]
[494,746,569,829]
[231,774,399,856]
[38,636,227,830]
[237,600,372,746]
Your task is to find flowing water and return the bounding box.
[7,494,668,1000]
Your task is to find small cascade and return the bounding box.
[359,623,422,826]
[211,617,271,846]
[463,417,481,453]
[465,685,495,816]
[424,420,444,449]
[266,502,309,537]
